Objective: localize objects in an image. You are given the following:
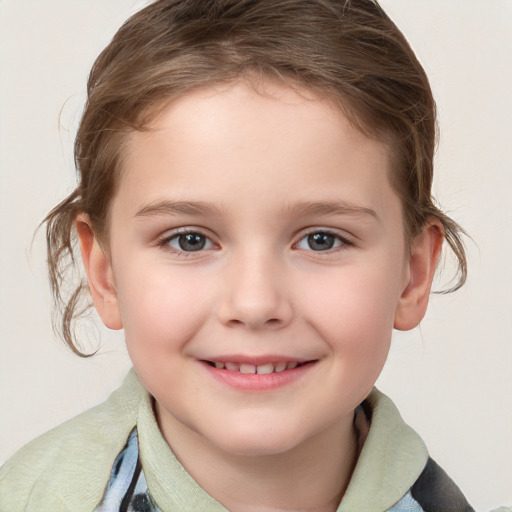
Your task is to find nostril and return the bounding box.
[225,317,284,329]
[218,293,293,330]
[227,319,244,327]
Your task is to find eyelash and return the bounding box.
[157,228,216,256]
[157,228,353,256]
[294,229,353,253]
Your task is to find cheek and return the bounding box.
[115,266,212,355]
[117,270,211,402]
[297,262,401,352]
[299,266,399,402]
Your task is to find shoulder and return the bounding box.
[0,369,144,512]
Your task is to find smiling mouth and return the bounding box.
[203,361,313,374]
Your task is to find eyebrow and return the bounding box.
[135,199,378,221]
[135,200,224,218]
[283,200,378,220]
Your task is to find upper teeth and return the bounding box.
[212,361,299,373]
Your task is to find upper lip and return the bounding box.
[200,354,314,365]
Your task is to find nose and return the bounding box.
[217,250,293,330]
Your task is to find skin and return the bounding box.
[77,80,442,512]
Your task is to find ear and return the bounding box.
[76,213,123,330]
[394,220,444,331]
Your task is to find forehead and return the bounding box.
[114,80,398,223]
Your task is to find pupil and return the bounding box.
[179,233,205,251]
[308,233,334,251]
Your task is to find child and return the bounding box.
[0,0,486,510]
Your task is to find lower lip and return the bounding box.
[201,361,316,391]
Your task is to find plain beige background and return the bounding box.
[0,1,511,510]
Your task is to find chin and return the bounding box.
[220,441,299,458]
[207,424,308,458]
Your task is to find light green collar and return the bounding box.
[339,389,428,511]
[137,375,428,512]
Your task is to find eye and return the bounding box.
[164,231,215,252]
[296,231,346,252]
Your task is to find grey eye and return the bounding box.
[169,232,213,252]
[297,232,344,251]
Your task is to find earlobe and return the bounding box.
[76,213,123,330]
[394,220,444,331]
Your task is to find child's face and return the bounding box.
[89,80,423,456]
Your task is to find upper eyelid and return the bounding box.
[294,227,354,244]
[158,227,217,248]
[156,226,355,248]
[291,230,355,256]
[159,226,213,239]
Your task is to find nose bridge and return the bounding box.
[219,244,292,329]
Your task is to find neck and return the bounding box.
[156,407,359,512]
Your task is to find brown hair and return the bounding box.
[45,0,467,355]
